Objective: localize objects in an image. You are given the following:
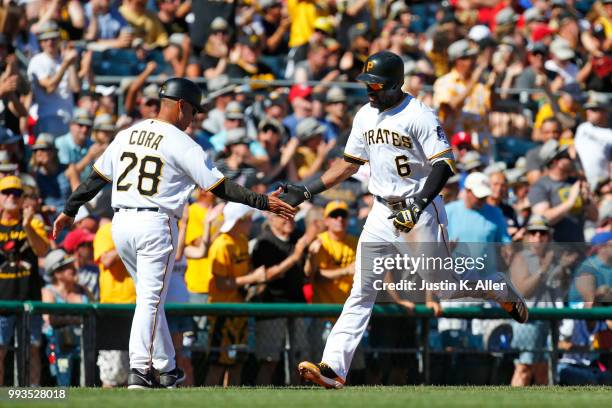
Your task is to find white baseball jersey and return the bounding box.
[93,119,225,218]
[344,95,455,200]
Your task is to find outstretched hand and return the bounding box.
[268,187,297,221]
[52,213,74,240]
[279,183,311,207]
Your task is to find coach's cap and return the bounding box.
[31,133,55,151]
[93,114,116,132]
[71,108,93,127]
[0,175,23,192]
[220,202,253,233]
[464,172,491,199]
[584,92,609,110]
[225,128,250,146]
[324,200,349,217]
[36,20,61,40]
[326,86,347,104]
[460,150,484,172]
[296,118,326,142]
[448,39,477,61]
[496,8,519,26]
[0,151,18,173]
[539,139,569,165]
[0,127,21,145]
[526,215,552,232]
[44,248,74,276]
[210,17,229,32]
[550,38,575,60]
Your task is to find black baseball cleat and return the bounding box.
[127,368,158,389]
[159,368,185,388]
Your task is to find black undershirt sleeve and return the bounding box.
[63,170,109,217]
[415,161,455,207]
[210,178,269,210]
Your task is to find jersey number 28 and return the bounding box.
[116,152,164,196]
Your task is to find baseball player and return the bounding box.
[53,77,295,389]
[281,51,529,389]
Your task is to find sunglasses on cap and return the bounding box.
[1,188,23,197]
[366,83,385,91]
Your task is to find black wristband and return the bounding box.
[211,179,269,211]
[415,161,454,207]
[304,178,326,198]
[64,170,109,217]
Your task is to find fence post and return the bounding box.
[82,308,97,386]
[284,318,293,386]
[420,317,431,385]
[17,304,32,386]
[549,319,559,386]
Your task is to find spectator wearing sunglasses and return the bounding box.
[54,108,93,175]
[0,176,49,386]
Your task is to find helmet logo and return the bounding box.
[366,61,374,72]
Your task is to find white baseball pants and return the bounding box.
[112,210,178,373]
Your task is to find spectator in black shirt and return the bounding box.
[251,213,312,384]
[187,17,230,79]
[226,34,274,80]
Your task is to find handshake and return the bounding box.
[265,183,317,221]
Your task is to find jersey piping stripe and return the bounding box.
[427,148,452,161]
[147,217,174,369]
[431,200,452,258]
[343,153,368,164]
[92,165,112,183]
[205,177,226,192]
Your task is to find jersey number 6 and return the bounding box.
[116,152,164,196]
[395,155,411,177]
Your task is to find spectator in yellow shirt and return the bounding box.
[120,0,168,48]
[205,203,266,386]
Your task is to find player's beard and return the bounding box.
[367,88,404,111]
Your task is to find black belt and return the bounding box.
[375,195,409,211]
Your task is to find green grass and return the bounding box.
[2,386,611,408]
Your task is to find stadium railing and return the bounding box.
[1,301,610,387]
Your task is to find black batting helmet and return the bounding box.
[159,77,204,112]
[356,51,404,90]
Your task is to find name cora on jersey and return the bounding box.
[129,130,165,150]
[363,128,413,149]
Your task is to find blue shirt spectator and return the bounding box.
[84,1,128,40]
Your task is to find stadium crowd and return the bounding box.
[0,0,611,388]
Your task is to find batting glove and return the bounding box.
[388,198,426,233]
[279,183,312,207]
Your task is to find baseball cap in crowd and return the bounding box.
[460,150,484,172]
[505,166,527,185]
[258,118,285,136]
[63,227,95,253]
[296,117,326,142]
[484,161,507,176]
[464,172,492,199]
[71,108,93,127]
[0,175,23,192]
[592,23,606,39]
[142,83,159,102]
[539,139,569,165]
[451,131,472,148]
[220,202,253,233]
[326,87,347,104]
[31,133,55,151]
[288,84,313,103]
[225,101,244,121]
[448,39,478,61]
[324,200,349,218]
[389,1,410,21]
[526,215,552,232]
[238,34,262,49]
[495,8,519,26]
[527,41,548,55]
[550,38,575,60]
[260,0,281,9]
[0,151,17,173]
[44,249,74,276]
[524,8,546,23]
[468,25,491,43]
[225,128,250,147]
[36,20,61,40]
[314,16,335,35]
[531,24,554,42]
[206,74,236,100]
[264,92,288,109]
[584,92,609,110]
[210,17,229,32]
[348,22,369,43]
[93,114,116,132]
[0,127,21,145]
